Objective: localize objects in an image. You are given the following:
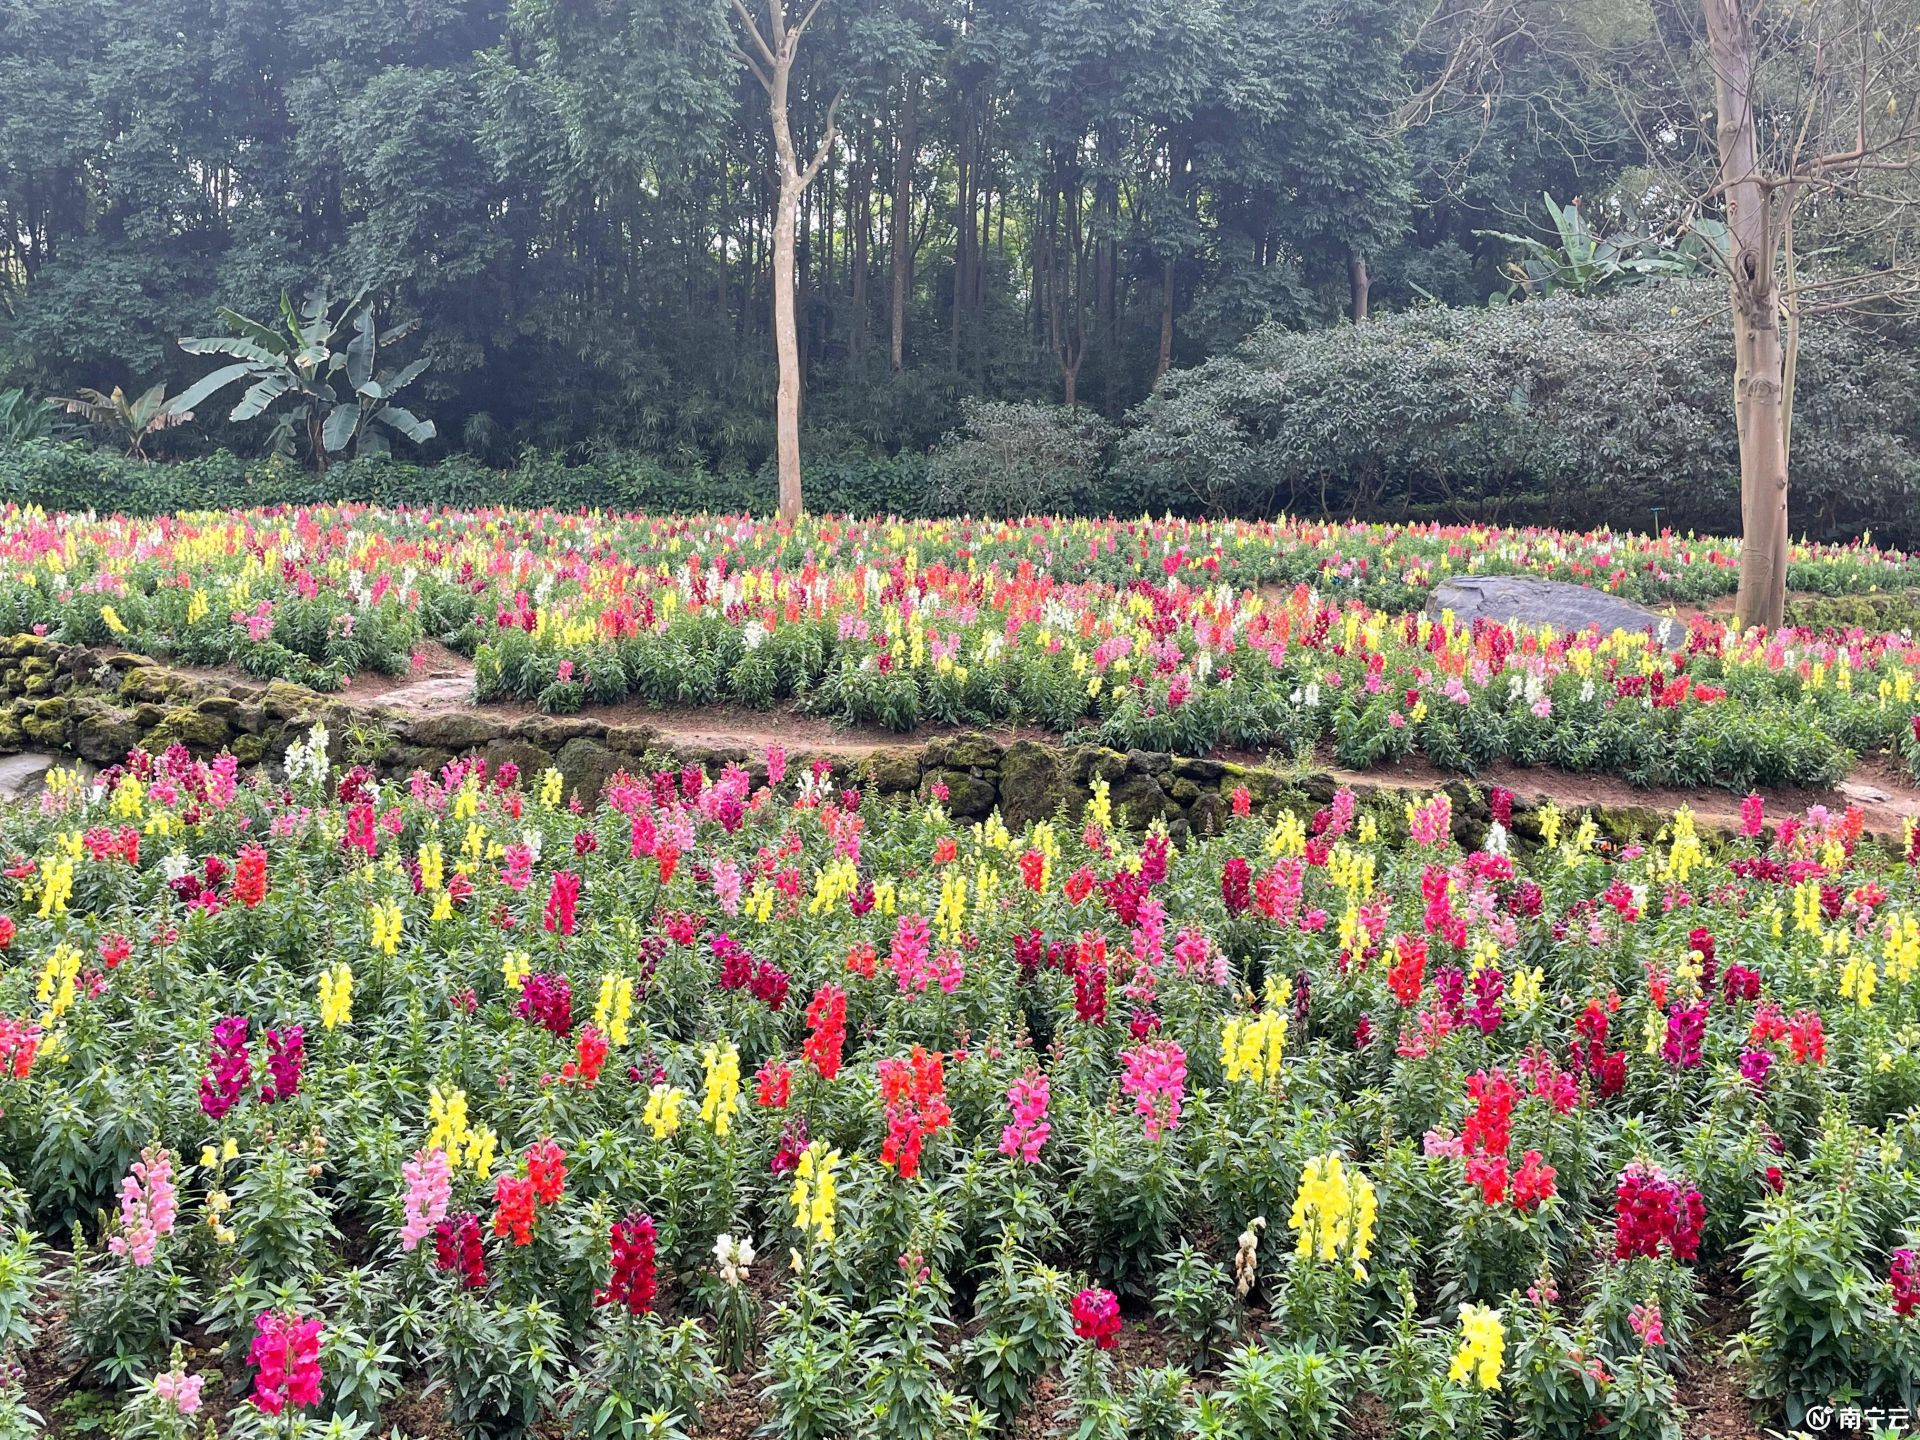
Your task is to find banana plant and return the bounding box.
[0,388,60,444]
[1480,194,1699,297]
[168,287,435,471]
[52,383,194,458]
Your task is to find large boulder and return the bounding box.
[1425,576,1673,643]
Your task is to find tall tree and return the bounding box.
[732,0,841,520]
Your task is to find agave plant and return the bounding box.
[168,287,435,471]
[1480,193,1702,297]
[52,383,194,459]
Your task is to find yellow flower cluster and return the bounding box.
[425,1085,497,1177]
[643,1083,688,1139]
[700,1041,742,1136]
[809,858,859,915]
[1448,1304,1505,1390]
[1287,1152,1377,1279]
[1840,954,1879,1010]
[788,1141,842,1243]
[1884,914,1920,987]
[35,943,82,1022]
[593,973,633,1047]
[1221,1006,1288,1087]
[36,856,73,920]
[317,963,353,1030]
[368,898,404,957]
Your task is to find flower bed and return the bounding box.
[0,735,1915,1433]
[6,505,1919,786]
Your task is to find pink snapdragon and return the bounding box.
[247,1309,323,1415]
[400,1147,453,1252]
[108,1146,177,1267]
[999,1070,1051,1163]
[1120,1039,1187,1140]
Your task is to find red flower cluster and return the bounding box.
[1462,1069,1515,1158]
[877,1046,951,1180]
[247,1309,323,1415]
[1893,1248,1919,1318]
[561,1024,609,1087]
[260,1024,303,1103]
[1511,1149,1558,1211]
[1073,934,1107,1025]
[543,869,581,935]
[1613,1162,1705,1263]
[199,1015,250,1119]
[1220,857,1251,916]
[595,1212,658,1315]
[714,933,790,1010]
[233,843,269,908]
[1071,1286,1122,1349]
[434,1212,488,1288]
[493,1139,567,1245]
[1386,933,1427,1006]
[517,972,573,1036]
[802,984,847,1080]
[754,1059,792,1108]
[527,1138,567,1203]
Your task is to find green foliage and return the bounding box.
[1477,194,1705,298]
[52,383,193,459]
[172,287,435,470]
[1122,283,1920,542]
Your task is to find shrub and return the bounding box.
[926,400,1120,517]
[1120,283,1920,543]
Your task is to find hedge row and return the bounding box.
[0,445,939,520]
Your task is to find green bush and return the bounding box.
[926,400,1125,517]
[0,442,936,519]
[1119,283,1920,543]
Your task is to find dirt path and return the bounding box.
[330,646,1920,841]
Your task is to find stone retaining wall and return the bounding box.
[0,632,1638,846]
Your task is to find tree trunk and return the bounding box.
[1347,249,1370,322]
[889,77,917,374]
[850,127,868,359]
[773,173,803,522]
[1703,0,1788,630]
[1155,258,1174,379]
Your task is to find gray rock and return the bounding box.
[1425,576,1672,644]
[0,751,57,801]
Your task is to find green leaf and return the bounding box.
[375,405,434,443]
[168,363,260,416]
[321,402,361,454]
[231,373,293,422]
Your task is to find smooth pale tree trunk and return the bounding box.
[1348,249,1370,322]
[734,0,837,525]
[1704,0,1789,630]
[772,172,804,522]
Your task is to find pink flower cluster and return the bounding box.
[153,1368,204,1415]
[999,1070,1051,1163]
[247,1308,323,1415]
[1119,1039,1186,1141]
[108,1146,177,1267]
[400,1147,453,1251]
